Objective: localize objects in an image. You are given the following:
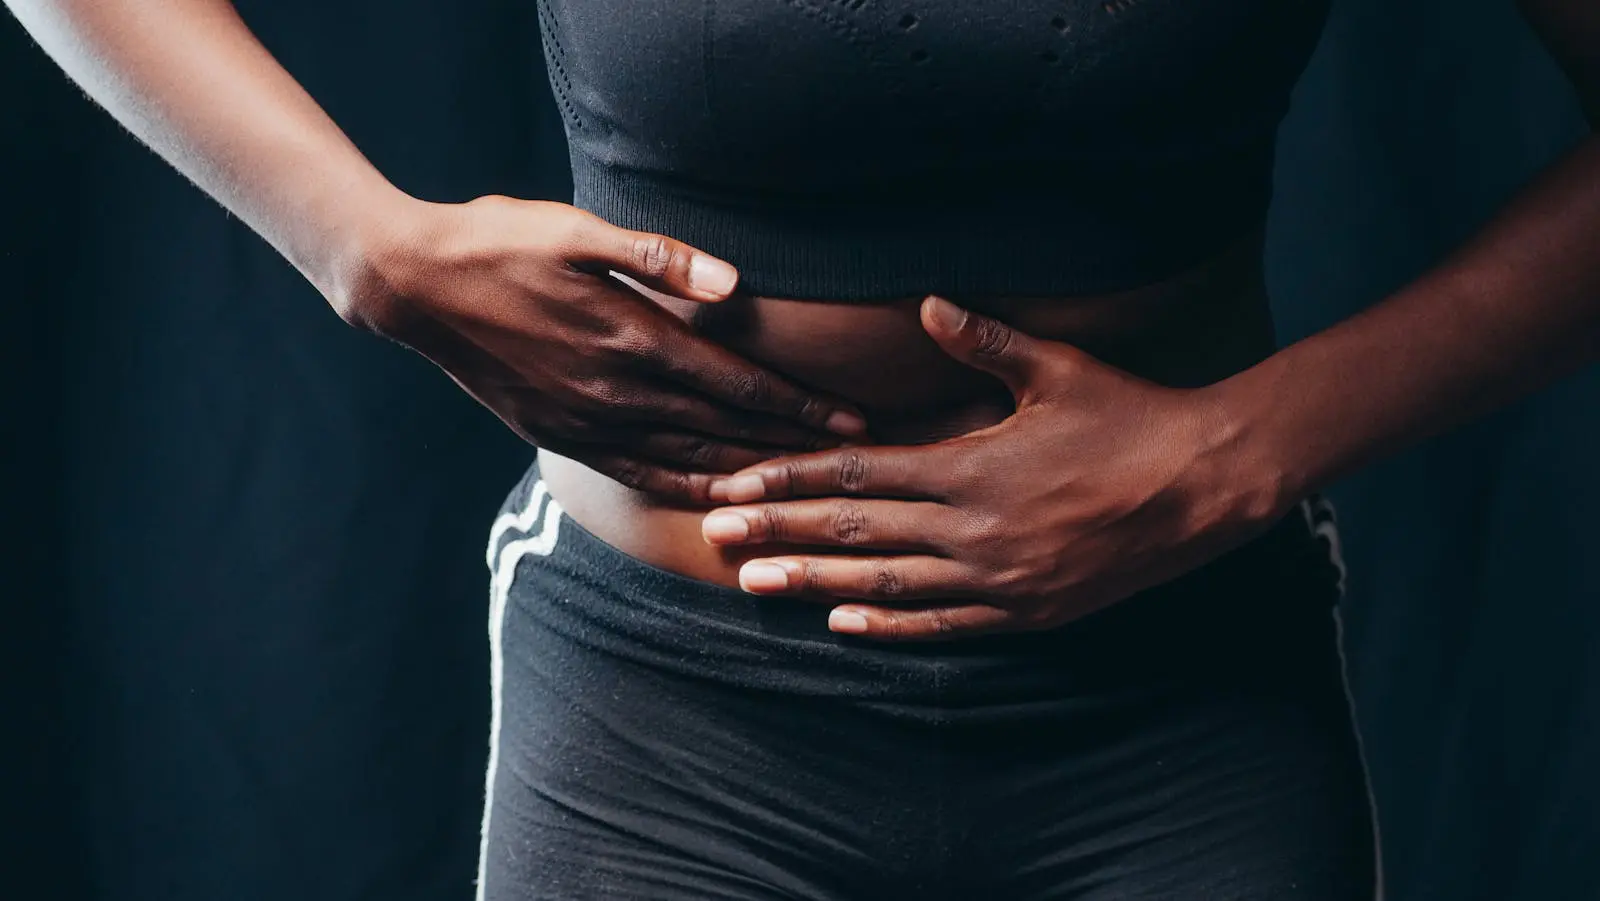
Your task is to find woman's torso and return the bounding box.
[535,0,1331,589]
[541,232,1279,587]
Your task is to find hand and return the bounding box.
[699,297,1288,640]
[336,195,868,504]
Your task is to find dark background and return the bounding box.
[4,1,1597,899]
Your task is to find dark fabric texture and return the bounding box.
[5,0,1600,899]
[546,0,1330,298]
[482,464,1373,901]
[1267,3,1600,899]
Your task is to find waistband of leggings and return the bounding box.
[495,459,1345,704]
[553,495,1338,625]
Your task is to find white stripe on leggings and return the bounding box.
[1303,495,1383,900]
[1299,495,1349,597]
[476,479,563,901]
[472,489,1378,898]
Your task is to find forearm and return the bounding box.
[5,0,411,306]
[1220,132,1600,510]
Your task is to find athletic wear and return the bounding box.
[478,464,1377,900]
[499,6,1375,897]
[537,0,1331,299]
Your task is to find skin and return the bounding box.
[4,0,868,504]
[535,231,1280,595]
[9,0,1598,646]
[696,1,1600,640]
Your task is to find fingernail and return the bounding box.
[825,409,869,437]
[688,255,738,295]
[829,609,870,634]
[740,562,790,593]
[925,295,966,332]
[701,512,750,543]
[715,474,766,503]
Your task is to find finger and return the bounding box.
[549,277,869,440]
[701,499,954,552]
[920,296,1050,400]
[580,453,718,505]
[604,387,852,451]
[736,555,978,602]
[628,431,789,474]
[648,327,870,438]
[495,377,830,458]
[826,603,1018,642]
[706,445,952,504]
[563,216,742,302]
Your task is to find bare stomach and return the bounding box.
[540,230,1277,588]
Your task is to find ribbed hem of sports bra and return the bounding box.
[569,152,1269,301]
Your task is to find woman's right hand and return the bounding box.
[335,194,868,505]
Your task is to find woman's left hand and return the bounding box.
[700,296,1291,641]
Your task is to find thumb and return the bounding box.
[567,214,740,302]
[920,296,1047,398]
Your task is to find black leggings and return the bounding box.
[478,463,1377,900]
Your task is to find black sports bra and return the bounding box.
[537,0,1330,299]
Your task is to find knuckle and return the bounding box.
[757,506,789,542]
[597,320,658,359]
[794,396,827,427]
[678,435,720,469]
[726,369,774,408]
[971,316,1015,358]
[828,503,871,545]
[773,460,807,496]
[545,206,592,255]
[798,561,827,593]
[573,377,633,412]
[659,470,697,499]
[628,234,678,279]
[629,464,695,500]
[937,445,988,499]
[835,452,870,493]
[928,609,961,637]
[640,396,692,426]
[465,193,518,220]
[605,457,646,489]
[535,208,604,269]
[946,447,984,489]
[1051,342,1090,373]
[870,563,906,599]
[977,564,1022,596]
[962,511,1008,549]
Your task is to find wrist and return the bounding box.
[1189,361,1304,531]
[319,184,440,334]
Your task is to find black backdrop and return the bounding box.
[5,1,1597,899]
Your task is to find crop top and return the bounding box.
[535,0,1330,300]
